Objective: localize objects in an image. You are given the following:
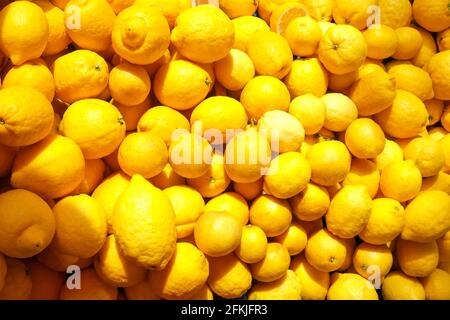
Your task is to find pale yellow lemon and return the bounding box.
[283,58,328,98]
[289,94,326,135]
[321,93,358,132]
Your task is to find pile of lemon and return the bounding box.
[0,0,450,301]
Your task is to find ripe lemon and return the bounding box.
[65,0,115,52]
[163,185,205,239]
[0,86,54,147]
[171,5,234,63]
[413,0,450,33]
[291,254,329,300]
[190,96,248,143]
[378,0,412,29]
[205,192,249,225]
[218,0,258,18]
[273,222,308,256]
[363,25,398,60]
[109,62,150,106]
[214,49,255,91]
[0,144,16,178]
[94,234,147,287]
[113,175,177,270]
[318,25,367,75]
[168,132,213,179]
[342,159,380,199]
[305,228,347,272]
[380,160,422,202]
[402,190,450,243]
[151,163,185,190]
[224,129,271,183]
[411,26,437,68]
[37,243,81,272]
[60,268,117,300]
[421,171,450,194]
[0,1,48,65]
[438,27,450,51]
[60,99,126,159]
[421,268,450,300]
[306,140,351,187]
[248,270,302,300]
[149,242,209,300]
[235,225,268,264]
[345,118,385,159]
[332,0,375,30]
[374,139,404,171]
[326,185,372,239]
[247,30,293,79]
[0,189,55,258]
[232,15,270,52]
[382,271,425,300]
[404,137,445,177]
[321,93,358,132]
[353,242,393,279]
[233,179,263,201]
[11,134,85,199]
[250,242,290,282]
[118,132,168,178]
[0,258,32,300]
[92,172,130,234]
[397,239,439,277]
[388,64,434,101]
[27,261,65,300]
[137,105,190,146]
[327,273,378,300]
[426,51,450,101]
[290,183,330,222]
[289,94,326,135]
[187,153,231,198]
[441,134,450,173]
[250,195,292,237]
[194,211,242,257]
[374,90,428,139]
[153,60,212,110]
[3,60,55,102]
[283,58,328,98]
[269,1,308,34]
[392,27,423,60]
[339,238,357,271]
[134,0,190,28]
[70,158,105,195]
[284,16,322,56]
[124,281,161,300]
[349,70,396,116]
[114,99,151,132]
[442,105,450,132]
[359,198,405,245]
[328,70,358,93]
[207,254,252,299]
[263,152,311,199]
[112,5,170,65]
[240,76,290,121]
[438,231,450,262]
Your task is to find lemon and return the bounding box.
[0,258,32,300]
[205,192,249,225]
[124,281,161,300]
[290,183,330,222]
[345,118,385,159]
[250,243,291,282]
[291,254,329,300]
[60,268,117,300]
[388,64,434,101]
[27,260,65,300]
[374,139,404,171]
[283,58,328,98]
[404,137,445,177]
[214,49,255,91]
[382,271,425,300]
[231,15,270,52]
[379,160,422,202]
[397,239,439,277]
[289,94,326,135]
[235,225,268,264]
[353,242,393,279]
[219,0,258,18]
[250,195,292,237]
[411,26,437,68]
[321,93,358,132]
[412,0,450,33]
[363,25,398,60]
[421,269,450,300]
[426,51,450,101]
[248,270,302,300]
[305,228,347,272]
[109,62,151,106]
[342,159,380,199]
[273,222,308,256]
[392,27,423,60]
[327,273,378,300]
[332,0,375,30]
[284,16,322,56]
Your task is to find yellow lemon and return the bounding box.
[114,99,151,132]
[392,27,423,60]
[332,0,375,30]
[290,183,330,221]
[153,60,213,110]
[306,140,352,187]
[273,222,308,256]
[240,75,290,121]
[421,268,450,300]
[412,0,450,33]
[374,139,404,171]
[207,253,252,299]
[438,27,450,51]
[378,0,412,29]
[27,261,65,300]
[353,242,393,279]
[0,258,32,300]
[404,137,445,177]
[359,198,405,245]
[231,15,270,52]
[374,90,428,139]
[305,228,347,272]
[118,132,168,178]
[94,234,147,287]
[283,58,328,98]
[438,231,450,262]
[318,25,367,75]
[339,238,357,271]
[124,281,160,300]
[291,254,329,300]
[149,242,209,300]
[250,242,290,282]
[112,5,170,65]
[134,0,190,28]
[205,191,249,225]
[0,1,49,65]
[70,158,105,196]
[397,239,439,277]
[327,273,378,300]
[233,178,264,201]
[411,26,437,68]
[248,270,302,300]
[65,0,116,52]
[382,271,425,300]
[151,163,185,190]
[363,25,398,60]
[421,171,450,194]
[219,0,258,18]
[284,16,322,56]
[171,5,234,63]
[214,49,255,91]
[235,225,268,264]
[269,1,308,33]
[250,195,292,237]
[11,134,85,199]
[37,243,81,272]
[321,93,358,132]
[345,118,385,159]
[137,105,190,146]
[342,159,380,199]
[441,134,450,173]
[388,64,434,101]
[327,70,358,93]
[402,190,450,243]
[113,175,177,270]
[0,86,54,147]
[426,51,450,101]
[247,30,293,79]
[379,160,422,202]
[0,189,55,258]
[289,94,326,135]
[109,62,151,105]
[60,268,117,300]
[163,185,205,239]
[0,144,16,178]
[442,105,450,132]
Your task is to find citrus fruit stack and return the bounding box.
[0,0,450,301]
